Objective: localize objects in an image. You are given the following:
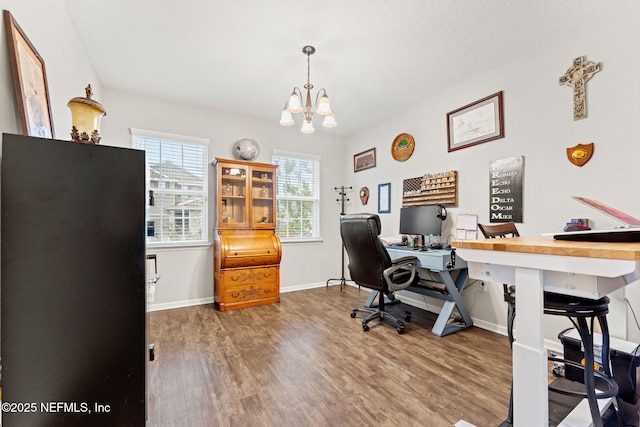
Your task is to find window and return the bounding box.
[131,128,208,246]
[273,150,321,240]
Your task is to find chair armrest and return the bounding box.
[383,257,418,292]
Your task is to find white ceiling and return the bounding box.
[62,0,614,138]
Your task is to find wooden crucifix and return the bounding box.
[559,56,601,120]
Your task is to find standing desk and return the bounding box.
[382,247,473,336]
[453,236,640,426]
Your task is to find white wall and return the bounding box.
[343,3,640,344]
[100,88,345,309]
[0,0,100,145]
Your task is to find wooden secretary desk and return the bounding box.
[212,158,282,311]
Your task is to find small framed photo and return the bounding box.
[378,182,390,214]
[353,148,376,172]
[4,10,55,138]
[447,91,503,152]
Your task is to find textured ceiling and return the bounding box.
[62,0,614,137]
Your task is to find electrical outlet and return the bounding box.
[480,282,488,292]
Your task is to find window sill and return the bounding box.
[280,238,324,245]
[146,242,212,251]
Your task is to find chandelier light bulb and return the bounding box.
[279,109,294,126]
[316,94,332,115]
[301,120,315,134]
[322,113,337,128]
[286,91,303,113]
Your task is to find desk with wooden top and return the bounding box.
[453,236,640,426]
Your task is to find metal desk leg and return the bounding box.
[430,269,473,337]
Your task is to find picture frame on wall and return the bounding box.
[353,148,376,172]
[4,10,55,139]
[378,182,390,214]
[447,91,503,152]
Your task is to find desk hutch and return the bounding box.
[212,158,281,311]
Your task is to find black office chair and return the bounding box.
[340,213,415,334]
[478,222,625,427]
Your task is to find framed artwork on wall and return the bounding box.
[4,10,55,138]
[447,91,503,152]
[378,182,390,214]
[353,148,376,172]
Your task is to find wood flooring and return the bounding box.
[146,285,514,427]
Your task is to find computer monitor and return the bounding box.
[399,205,442,242]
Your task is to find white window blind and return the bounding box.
[273,150,321,240]
[131,128,208,246]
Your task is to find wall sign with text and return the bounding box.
[489,156,524,223]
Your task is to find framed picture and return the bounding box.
[447,91,503,152]
[353,148,376,172]
[378,182,390,214]
[4,10,55,138]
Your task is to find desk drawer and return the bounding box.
[385,247,466,271]
[223,266,278,286]
[217,267,280,310]
[224,281,278,304]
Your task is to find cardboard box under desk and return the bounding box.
[559,328,640,404]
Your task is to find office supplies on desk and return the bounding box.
[552,196,640,242]
[573,195,640,226]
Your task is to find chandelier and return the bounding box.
[279,45,337,133]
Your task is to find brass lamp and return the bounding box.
[68,84,106,144]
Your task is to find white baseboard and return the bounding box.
[148,282,331,312]
[281,282,329,293]
[149,297,214,312]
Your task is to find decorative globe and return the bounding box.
[233,139,260,161]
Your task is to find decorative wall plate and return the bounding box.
[391,133,415,161]
[359,187,369,205]
[566,143,594,167]
[233,138,260,161]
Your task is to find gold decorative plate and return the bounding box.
[391,133,415,161]
[566,143,594,167]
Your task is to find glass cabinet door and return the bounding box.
[219,165,248,227]
[250,166,275,227]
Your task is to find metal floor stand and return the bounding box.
[326,185,354,291]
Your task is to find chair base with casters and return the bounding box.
[350,289,412,334]
[363,291,402,308]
